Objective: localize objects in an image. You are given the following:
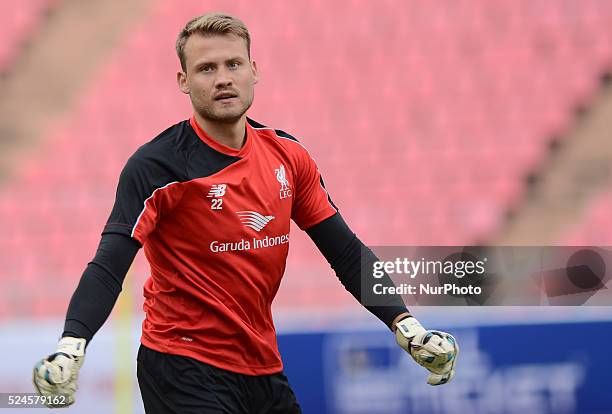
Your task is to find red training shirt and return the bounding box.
[103,117,337,374]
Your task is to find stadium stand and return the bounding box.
[564,190,612,245]
[1,0,612,316]
[0,0,56,71]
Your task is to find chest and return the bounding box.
[172,152,295,238]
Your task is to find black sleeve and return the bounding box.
[103,156,159,241]
[62,233,141,343]
[306,213,409,330]
[104,151,183,244]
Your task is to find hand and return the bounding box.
[33,337,86,408]
[395,317,458,385]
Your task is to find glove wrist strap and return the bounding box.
[395,317,426,340]
[57,337,86,357]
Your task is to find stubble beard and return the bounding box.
[195,94,253,125]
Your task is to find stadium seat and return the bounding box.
[0,0,55,70]
[2,0,612,316]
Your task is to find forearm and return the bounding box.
[62,233,140,342]
[63,263,123,341]
[349,238,411,329]
[306,213,409,330]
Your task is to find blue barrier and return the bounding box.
[278,320,612,414]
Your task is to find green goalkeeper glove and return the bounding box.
[395,317,458,385]
[33,337,86,408]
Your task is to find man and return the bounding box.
[33,13,458,413]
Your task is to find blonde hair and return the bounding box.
[176,13,251,71]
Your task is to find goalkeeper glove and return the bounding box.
[33,337,86,408]
[395,317,458,385]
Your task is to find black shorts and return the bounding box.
[136,344,302,414]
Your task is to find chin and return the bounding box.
[207,111,245,124]
[202,105,249,123]
[196,98,252,123]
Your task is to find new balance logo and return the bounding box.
[207,184,227,198]
[237,211,275,232]
[207,184,227,210]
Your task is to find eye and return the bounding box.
[228,61,240,70]
[200,65,214,73]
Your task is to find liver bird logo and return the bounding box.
[275,164,290,191]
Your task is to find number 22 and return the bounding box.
[211,199,223,210]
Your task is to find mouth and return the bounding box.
[214,92,238,101]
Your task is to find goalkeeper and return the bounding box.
[33,12,458,413]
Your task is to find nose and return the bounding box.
[214,69,233,89]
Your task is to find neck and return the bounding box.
[193,113,247,150]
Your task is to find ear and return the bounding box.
[251,60,259,85]
[177,70,190,94]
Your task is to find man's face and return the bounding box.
[178,33,257,124]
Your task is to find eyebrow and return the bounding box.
[193,56,246,67]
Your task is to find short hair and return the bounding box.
[176,13,251,71]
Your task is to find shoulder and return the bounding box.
[248,118,305,150]
[133,120,191,161]
[122,120,192,184]
[247,117,312,159]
